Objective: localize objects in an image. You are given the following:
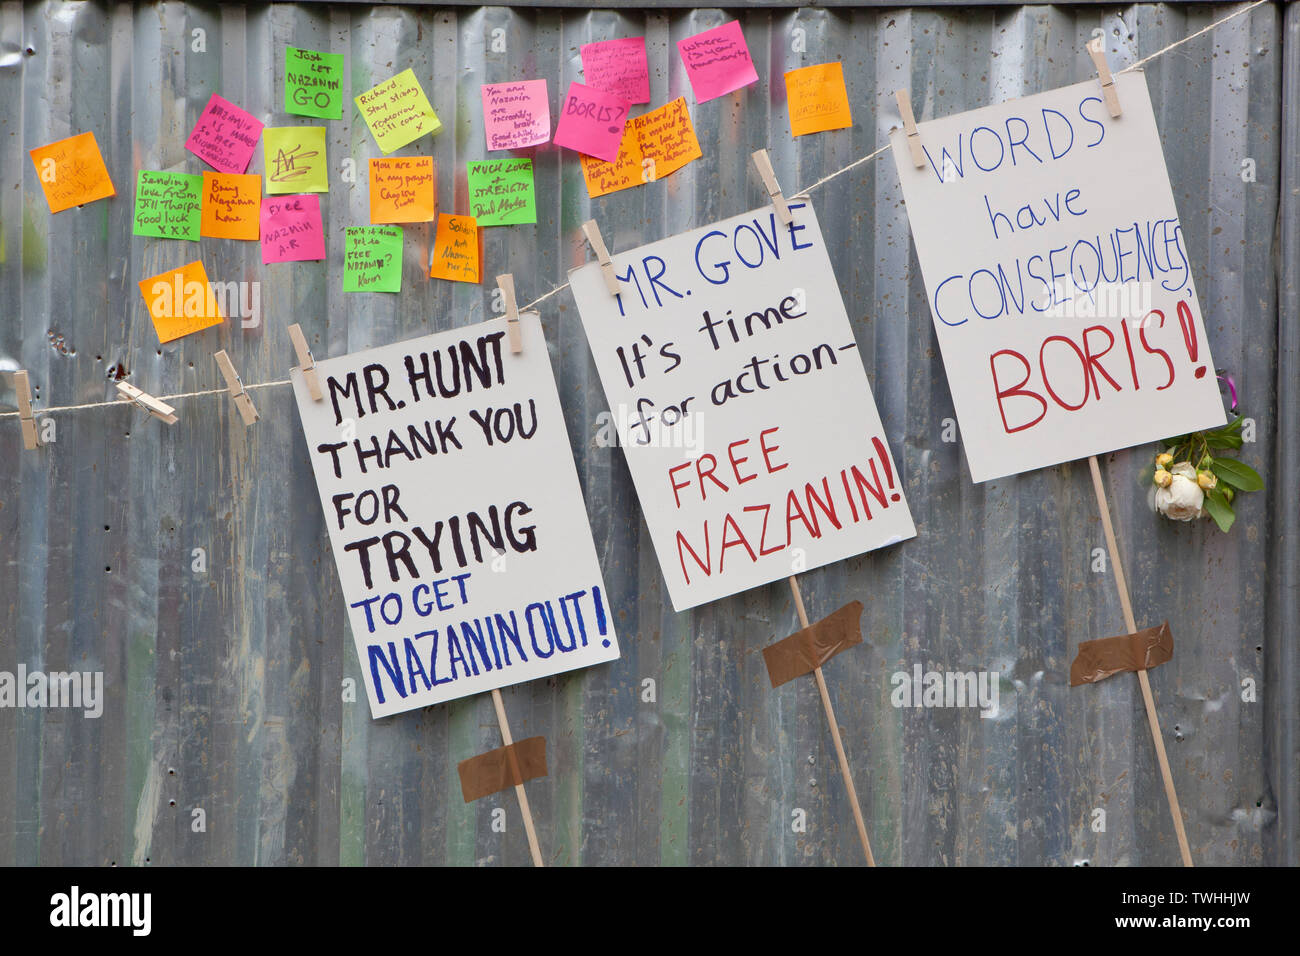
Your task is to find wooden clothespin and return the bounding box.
[14,370,39,450]
[751,149,792,226]
[496,274,524,354]
[895,90,925,168]
[581,220,620,297]
[1087,38,1122,118]
[288,323,323,401]
[116,382,178,425]
[213,350,260,426]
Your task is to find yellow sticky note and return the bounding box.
[429,215,480,284]
[784,62,852,136]
[356,69,442,153]
[369,157,436,224]
[29,131,117,213]
[580,130,645,198]
[581,98,701,198]
[138,260,225,343]
[201,172,261,240]
[264,127,328,194]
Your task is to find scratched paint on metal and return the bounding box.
[0,3,1292,866]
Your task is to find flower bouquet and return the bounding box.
[1145,416,1262,532]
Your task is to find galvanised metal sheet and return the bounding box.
[0,2,1292,866]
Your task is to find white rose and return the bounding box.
[1154,462,1204,521]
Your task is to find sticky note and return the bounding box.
[132,171,202,241]
[264,126,328,194]
[580,37,651,105]
[138,260,224,343]
[581,98,702,198]
[285,46,344,120]
[260,194,326,264]
[369,157,435,224]
[201,172,261,240]
[185,94,264,174]
[29,131,116,213]
[344,226,404,293]
[429,214,480,283]
[677,21,758,103]
[355,69,442,153]
[785,62,852,136]
[481,80,551,152]
[553,82,631,163]
[467,158,536,227]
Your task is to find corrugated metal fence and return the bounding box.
[0,1,1294,866]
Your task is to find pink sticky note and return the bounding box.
[481,80,551,151]
[580,37,651,105]
[677,21,759,103]
[185,94,264,174]
[260,194,326,263]
[553,82,632,163]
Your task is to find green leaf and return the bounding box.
[1209,433,1243,451]
[1210,457,1264,492]
[1202,488,1236,533]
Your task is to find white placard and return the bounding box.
[890,72,1225,482]
[292,315,619,718]
[570,202,916,611]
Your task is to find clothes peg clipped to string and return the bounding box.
[14,370,39,450]
[751,149,793,226]
[581,219,620,297]
[1087,37,1123,118]
[895,90,926,168]
[116,382,178,425]
[288,323,323,401]
[496,274,524,354]
[213,350,260,426]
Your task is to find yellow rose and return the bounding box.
[1153,468,1172,488]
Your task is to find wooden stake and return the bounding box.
[1087,455,1193,867]
[788,575,876,866]
[490,687,544,867]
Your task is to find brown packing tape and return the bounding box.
[457,735,548,802]
[763,600,864,688]
[1069,621,1174,686]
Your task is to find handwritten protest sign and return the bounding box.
[429,214,481,283]
[29,132,116,213]
[132,171,201,241]
[286,46,344,120]
[889,73,1225,482]
[481,80,551,151]
[467,159,536,227]
[201,172,261,240]
[369,157,435,224]
[260,194,326,264]
[552,81,630,163]
[580,97,702,198]
[138,260,224,343]
[356,69,442,153]
[264,127,328,194]
[290,315,620,717]
[185,94,263,174]
[784,62,852,136]
[677,20,758,103]
[569,202,916,610]
[344,226,403,293]
[580,37,651,104]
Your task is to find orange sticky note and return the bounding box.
[581,98,702,198]
[138,260,225,343]
[200,172,262,240]
[784,62,852,136]
[29,131,116,213]
[369,157,436,224]
[429,215,481,284]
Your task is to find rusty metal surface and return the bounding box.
[0,2,1292,866]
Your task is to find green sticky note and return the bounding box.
[264,127,328,194]
[133,171,202,240]
[285,47,344,120]
[355,69,442,153]
[467,158,537,227]
[344,226,403,292]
